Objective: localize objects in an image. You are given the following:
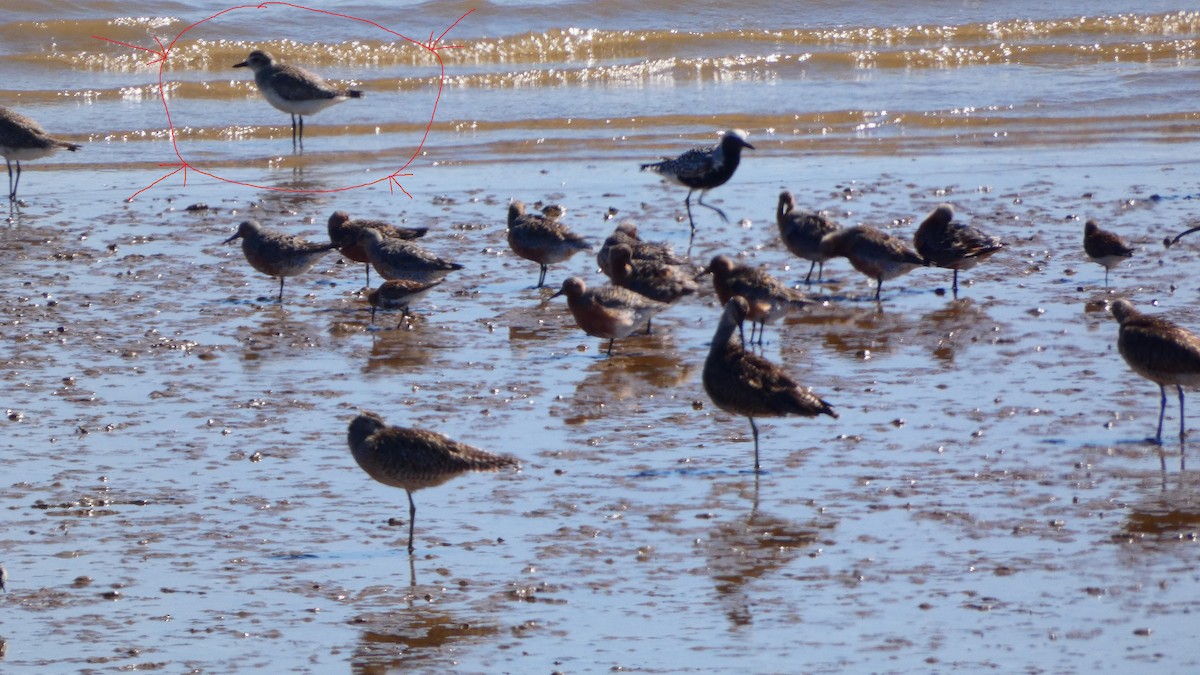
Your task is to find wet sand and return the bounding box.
[2,136,1200,672]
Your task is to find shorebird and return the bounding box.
[1110,299,1200,444]
[819,225,925,301]
[607,243,697,323]
[327,211,427,288]
[1163,223,1200,249]
[1084,220,1133,289]
[506,200,591,288]
[223,220,338,303]
[912,204,1003,297]
[641,129,754,234]
[698,254,812,345]
[347,411,519,554]
[234,49,363,146]
[551,277,670,356]
[596,221,685,277]
[357,228,463,284]
[368,279,445,327]
[703,296,837,472]
[0,106,81,202]
[777,191,841,284]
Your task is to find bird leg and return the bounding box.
[1178,384,1187,440]
[804,261,817,285]
[874,278,884,302]
[684,189,697,233]
[406,490,417,555]
[952,269,960,298]
[606,338,615,357]
[696,190,729,223]
[537,264,548,288]
[1156,384,1167,445]
[277,277,285,304]
[749,416,761,473]
[6,159,17,201]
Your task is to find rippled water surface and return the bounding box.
[2,1,1200,673]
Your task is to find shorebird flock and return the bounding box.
[5,54,1193,552]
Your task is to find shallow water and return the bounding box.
[3,1,1200,673]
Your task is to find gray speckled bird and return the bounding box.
[223,220,338,303]
[347,411,519,554]
[506,200,591,287]
[776,191,841,284]
[327,210,427,288]
[703,296,837,472]
[641,129,754,233]
[234,49,363,146]
[1111,299,1200,444]
[357,227,463,284]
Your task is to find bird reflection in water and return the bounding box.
[704,481,832,627]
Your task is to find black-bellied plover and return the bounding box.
[223,220,338,303]
[698,254,811,345]
[506,200,591,288]
[819,225,925,301]
[234,49,363,146]
[1084,220,1133,289]
[777,191,841,284]
[912,204,1003,297]
[0,106,81,202]
[347,411,519,554]
[1110,299,1200,444]
[368,279,444,327]
[641,129,754,234]
[551,277,670,356]
[596,221,685,277]
[327,211,427,288]
[703,296,837,472]
[357,228,463,284]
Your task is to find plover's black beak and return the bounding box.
[222,232,242,244]
[232,61,248,69]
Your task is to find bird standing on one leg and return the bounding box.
[1110,299,1200,445]
[1083,219,1133,290]
[223,220,339,303]
[347,412,519,554]
[912,204,1003,297]
[703,296,837,472]
[640,129,754,235]
[819,226,925,301]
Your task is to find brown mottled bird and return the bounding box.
[327,210,427,288]
[776,191,841,284]
[596,221,686,277]
[367,279,444,327]
[1110,299,1200,444]
[506,200,591,288]
[1083,219,1133,289]
[0,105,82,202]
[607,244,697,307]
[347,411,519,554]
[819,225,925,301]
[698,255,811,345]
[703,296,837,472]
[223,220,338,303]
[913,203,1003,297]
